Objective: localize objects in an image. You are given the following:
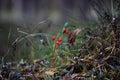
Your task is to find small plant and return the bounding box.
[50,23,70,68]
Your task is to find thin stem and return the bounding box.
[111,0,114,17]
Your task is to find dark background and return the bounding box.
[0,0,109,60]
[0,0,97,24]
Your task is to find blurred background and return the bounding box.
[0,0,97,24]
[0,0,100,61]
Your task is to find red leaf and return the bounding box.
[68,28,82,48]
